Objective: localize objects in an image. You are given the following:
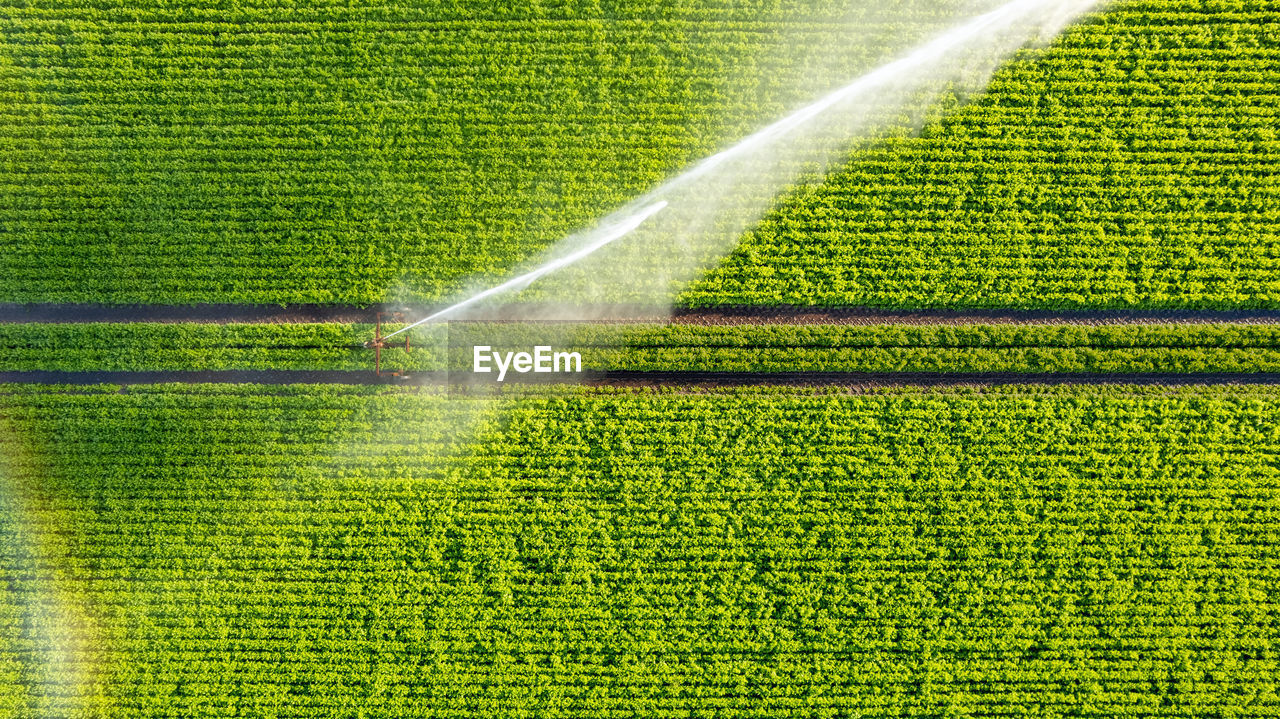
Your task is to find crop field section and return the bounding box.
[3,0,1280,715]
[2,383,1280,716]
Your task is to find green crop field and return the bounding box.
[1,384,1277,716]
[1,0,1276,307]
[687,0,1280,309]
[0,0,970,306]
[3,0,1279,714]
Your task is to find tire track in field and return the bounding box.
[588,371,1280,387]
[670,307,1280,326]
[4,370,1280,387]
[3,303,1280,325]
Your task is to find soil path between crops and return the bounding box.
[4,370,1280,387]
[3,303,1280,325]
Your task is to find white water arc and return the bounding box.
[667,0,1074,192]
[382,201,669,338]
[388,0,1098,332]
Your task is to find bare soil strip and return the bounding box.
[670,307,1280,326]
[588,371,1280,387]
[3,370,1280,387]
[0,370,421,385]
[0,304,375,324]
[3,303,1279,325]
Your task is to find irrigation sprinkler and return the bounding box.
[364,312,411,377]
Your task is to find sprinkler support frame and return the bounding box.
[364,312,411,377]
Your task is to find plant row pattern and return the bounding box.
[0,0,970,305]
[6,0,1280,308]
[0,384,1277,716]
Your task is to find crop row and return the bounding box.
[5,322,1280,375]
[0,383,1278,716]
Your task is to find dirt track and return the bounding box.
[670,307,1280,326]
[4,303,1280,325]
[4,370,1280,387]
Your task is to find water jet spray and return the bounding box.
[381,200,669,339]
[382,0,1099,329]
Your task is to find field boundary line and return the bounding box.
[4,370,1280,387]
[4,304,1280,326]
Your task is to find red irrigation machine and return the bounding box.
[364,312,411,377]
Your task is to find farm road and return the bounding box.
[4,303,1280,325]
[4,370,1280,388]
